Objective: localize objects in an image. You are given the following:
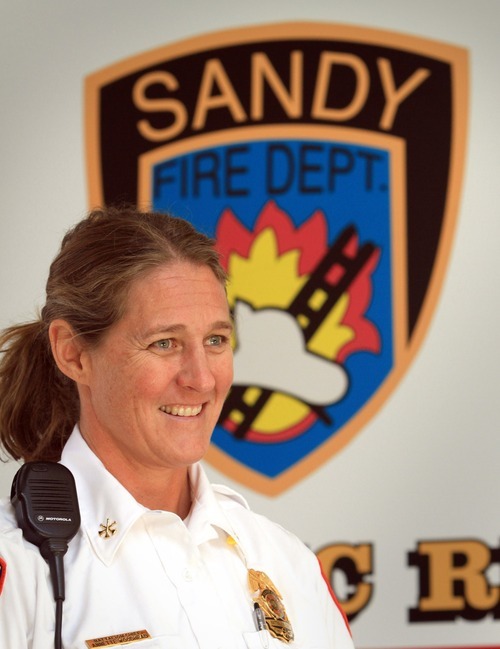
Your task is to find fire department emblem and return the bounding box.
[85,23,468,494]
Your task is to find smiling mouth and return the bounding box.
[160,405,203,417]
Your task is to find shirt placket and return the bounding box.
[144,512,246,649]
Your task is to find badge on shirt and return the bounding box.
[85,629,151,647]
[0,558,6,597]
[248,569,294,643]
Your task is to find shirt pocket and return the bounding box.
[243,630,317,649]
[132,637,182,649]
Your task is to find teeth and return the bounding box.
[160,405,202,417]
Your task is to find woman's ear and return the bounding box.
[48,319,88,383]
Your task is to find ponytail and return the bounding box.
[0,319,78,462]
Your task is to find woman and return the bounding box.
[0,206,354,648]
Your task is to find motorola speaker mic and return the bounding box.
[11,461,81,649]
[11,462,80,552]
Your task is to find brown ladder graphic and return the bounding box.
[219,226,376,439]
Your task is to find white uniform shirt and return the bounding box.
[0,427,354,649]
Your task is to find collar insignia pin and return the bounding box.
[98,518,117,539]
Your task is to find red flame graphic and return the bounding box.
[216,200,380,362]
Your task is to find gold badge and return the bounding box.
[248,569,294,643]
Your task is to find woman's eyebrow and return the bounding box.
[141,320,233,338]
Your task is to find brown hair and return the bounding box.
[0,206,226,462]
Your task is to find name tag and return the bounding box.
[85,629,151,647]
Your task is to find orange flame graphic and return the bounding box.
[216,200,380,364]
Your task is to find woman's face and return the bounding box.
[77,261,233,474]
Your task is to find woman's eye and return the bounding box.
[207,335,226,346]
[152,339,172,350]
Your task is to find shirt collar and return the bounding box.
[185,462,240,545]
[60,426,245,565]
[61,426,148,565]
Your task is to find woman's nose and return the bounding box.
[177,346,216,392]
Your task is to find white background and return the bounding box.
[1,1,499,646]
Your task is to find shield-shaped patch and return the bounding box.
[85,22,468,494]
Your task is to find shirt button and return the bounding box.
[184,569,193,581]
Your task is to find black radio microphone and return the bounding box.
[11,461,81,649]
